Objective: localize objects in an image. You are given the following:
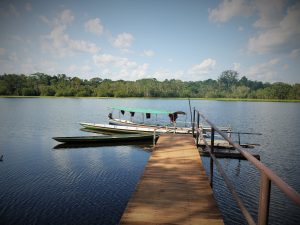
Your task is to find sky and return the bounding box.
[0,0,299,83]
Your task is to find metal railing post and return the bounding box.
[196,112,200,147]
[153,129,156,147]
[194,111,300,225]
[210,127,215,187]
[258,173,271,225]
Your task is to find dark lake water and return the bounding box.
[0,98,299,225]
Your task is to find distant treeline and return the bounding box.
[0,71,299,100]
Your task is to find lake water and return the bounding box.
[0,98,299,225]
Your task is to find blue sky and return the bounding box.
[0,0,299,83]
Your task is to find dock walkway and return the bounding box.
[119,134,224,225]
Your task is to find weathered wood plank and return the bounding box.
[119,134,224,225]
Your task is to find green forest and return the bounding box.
[0,70,299,100]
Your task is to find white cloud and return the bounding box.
[129,63,149,79]
[209,0,254,23]
[0,55,60,75]
[40,9,74,28]
[93,54,137,69]
[85,18,104,36]
[289,48,300,58]
[238,26,244,32]
[153,68,184,81]
[67,64,92,75]
[187,58,216,79]
[82,65,92,73]
[39,15,51,25]
[253,0,286,29]
[246,58,280,81]
[152,68,171,80]
[9,52,19,62]
[41,10,100,57]
[40,9,74,27]
[248,2,300,54]
[93,54,115,66]
[67,39,99,54]
[93,53,149,80]
[25,3,32,12]
[38,60,59,74]
[113,32,134,49]
[233,62,241,71]
[142,50,155,57]
[58,9,74,25]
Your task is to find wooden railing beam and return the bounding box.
[197,111,300,207]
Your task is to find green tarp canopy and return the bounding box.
[111,107,185,115]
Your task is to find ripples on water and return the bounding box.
[0,99,151,225]
[0,98,299,225]
[0,143,150,225]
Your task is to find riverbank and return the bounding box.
[1,95,300,102]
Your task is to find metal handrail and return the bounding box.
[198,127,256,225]
[193,109,300,225]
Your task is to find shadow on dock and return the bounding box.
[119,134,224,224]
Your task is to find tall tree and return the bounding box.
[218,70,239,90]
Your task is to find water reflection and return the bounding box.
[1,98,299,225]
[51,150,72,172]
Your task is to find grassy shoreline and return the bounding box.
[0,95,299,102]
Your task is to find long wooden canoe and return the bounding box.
[79,122,192,134]
[53,133,157,143]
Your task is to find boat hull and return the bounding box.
[80,122,192,134]
[108,118,231,133]
[53,133,157,143]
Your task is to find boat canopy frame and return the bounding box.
[110,107,186,124]
[111,107,185,115]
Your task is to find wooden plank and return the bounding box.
[119,134,224,225]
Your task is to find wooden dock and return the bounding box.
[119,134,224,225]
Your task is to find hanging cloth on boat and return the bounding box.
[146,113,151,119]
[130,112,135,117]
[121,110,125,115]
[168,113,178,123]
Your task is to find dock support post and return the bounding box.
[258,173,271,225]
[153,129,156,147]
[210,127,215,187]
